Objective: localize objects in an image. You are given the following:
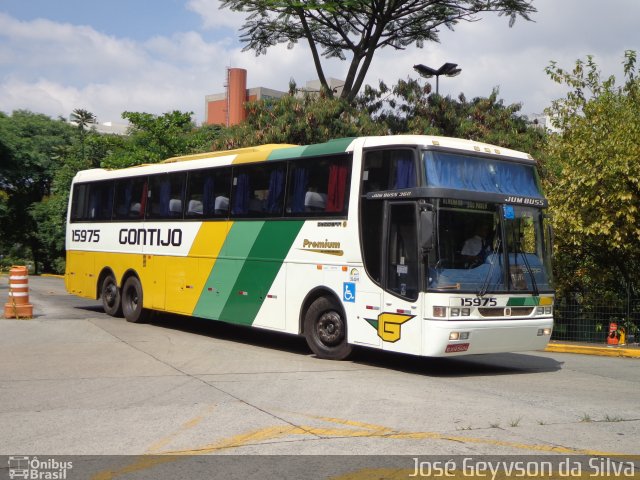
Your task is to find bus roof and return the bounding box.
[71,135,534,183]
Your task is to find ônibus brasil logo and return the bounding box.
[8,456,73,480]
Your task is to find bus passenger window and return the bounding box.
[148,173,185,219]
[186,168,231,218]
[362,149,416,193]
[70,181,115,222]
[231,163,286,217]
[113,177,147,220]
[286,155,351,216]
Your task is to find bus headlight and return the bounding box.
[537,328,552,336]
[449,332,470,340]
[433,306,447,317]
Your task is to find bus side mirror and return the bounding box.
[420,208,434,253]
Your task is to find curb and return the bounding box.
[545,343,640,358]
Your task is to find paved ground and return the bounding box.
[1,276,639,477]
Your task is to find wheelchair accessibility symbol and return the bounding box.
[343,282,356,303]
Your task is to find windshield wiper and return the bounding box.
[518,249,539,296]
[477,237,501,297]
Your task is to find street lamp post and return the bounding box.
[413,62,462,95]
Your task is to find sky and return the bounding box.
[1,0,638,125]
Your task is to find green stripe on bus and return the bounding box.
[267,146,307,160]
[507,297,539,307]
[301,137,355,157]
[219,220,304,325]
[266,138,354,161]
[193,222,265,320]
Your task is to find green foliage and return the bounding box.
[213,92,386,149]
[544,51,640,298]
[70,108,97,163]
[360,79,547,157]
[0,110,76,273]
[221,0,536,101]
[102,111,199,168]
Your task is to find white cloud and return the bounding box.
[1,0,638,126]
[186,0,246,30]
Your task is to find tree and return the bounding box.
[0,111,75,272]
[101,111,223,168]
[70,108,97,164]
[221,0,536,101]
[212,91,385,149]
[544,51,640,298]
[359,78,547,157]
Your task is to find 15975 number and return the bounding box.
[72,229,100,243]
[460,297,498,307]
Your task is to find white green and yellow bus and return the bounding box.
[66,135,554,360]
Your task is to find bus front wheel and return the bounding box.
[121,276,150,323]
[101,274,122,317]
[304,297,352,360]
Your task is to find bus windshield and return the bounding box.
[427,201,553,293]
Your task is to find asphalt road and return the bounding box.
[1,276,639,476]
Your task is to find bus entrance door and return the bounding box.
[381,202,421,355]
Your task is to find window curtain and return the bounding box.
[138,181,148,218]
[424,151,543,197]
[326,163,348,212]
[394,153,416,189]
[203,174,215,216]
[88,187,99,219]
[103,185,114,220]
[119,182,132,217]
[232,173,250,215]
[159,178,171,216]
[291,167,308,213]
[267,168,285,214]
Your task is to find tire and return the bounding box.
[101,273,122,317]
[304,296,352,360]
[121,276,150,323]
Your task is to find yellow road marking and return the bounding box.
[146,404,217,454]
[91,414,637,479]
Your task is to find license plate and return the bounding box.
[445,343,470,353]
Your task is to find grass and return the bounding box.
[509,417,522,427]
[580,413,593,423]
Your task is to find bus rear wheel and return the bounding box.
[121,276,150,323]
[101,274,122,317]
[304,297,352,360]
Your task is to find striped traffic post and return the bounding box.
[3,266,33,319]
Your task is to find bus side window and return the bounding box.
[362,149,416,194]
[186,168,231,218]
[113,177,147,220]
[148,173,186,219]
[286,155,351,216]
[231,163,286,217]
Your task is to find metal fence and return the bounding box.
[552,294,640,344]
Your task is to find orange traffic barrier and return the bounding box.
[607,322,619,345]
[3,266,33,319]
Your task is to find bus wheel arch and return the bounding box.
[301,289,353,360]
[120,270,151,323]
[98,268,122,317]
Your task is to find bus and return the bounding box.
[65,135,554,360]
